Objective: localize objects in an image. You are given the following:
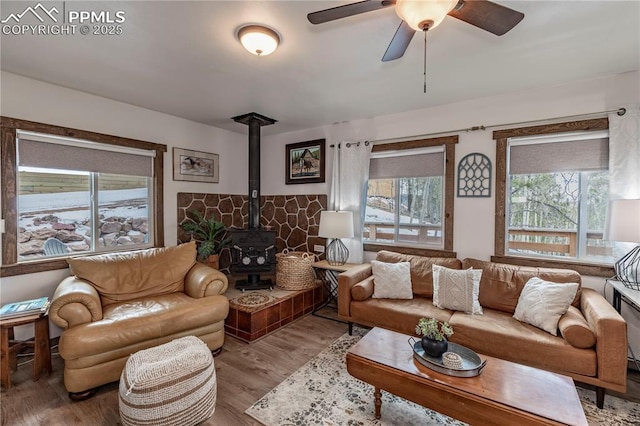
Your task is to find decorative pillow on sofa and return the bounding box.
[371,260,413,299]
[513,277,579,336]
[377,250,462,298]
[432,265,483,314]
[351,277,375,301]
[558,306,597,349]
[462,258,582,314]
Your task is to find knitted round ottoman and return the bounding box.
[119,336,216,426]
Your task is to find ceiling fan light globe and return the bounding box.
[395,0,458,31]
[238,25,280,56]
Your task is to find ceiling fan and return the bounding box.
[307,0,525,62]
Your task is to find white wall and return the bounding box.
[0,71,248,337]
[264,71,640,356]
[266,71,639,262]
[2,70,638,353]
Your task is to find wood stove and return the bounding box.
[230,112,278,290]
[231,229,276,287]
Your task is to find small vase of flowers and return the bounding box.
[415,317,454,358]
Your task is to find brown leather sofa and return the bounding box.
[49,242,229,398]
[338,250,627,408]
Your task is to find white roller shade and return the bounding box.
[17,131,154,177]
[509,131,608,174]
[370,147,444,179]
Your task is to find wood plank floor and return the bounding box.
[0,315,347,426]
[1,314,638,425]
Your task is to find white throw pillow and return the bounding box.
[371,260,413,299]
[513,277,579,336]
[432,265,483,314]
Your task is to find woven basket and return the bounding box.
[276,249,316,290]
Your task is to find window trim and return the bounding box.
[365,135,457,252]
[363,243,457,259]
[492,117,613,277]
[1,116,167,277]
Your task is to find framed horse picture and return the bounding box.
[285,139,326,185]
[173,147,219,183]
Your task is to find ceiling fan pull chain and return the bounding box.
[423,29,428,94]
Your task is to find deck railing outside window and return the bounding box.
[364,223,612,261]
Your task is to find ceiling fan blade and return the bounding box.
[448,0,524,36]
[382,20,416,62]
[307,0,394,25]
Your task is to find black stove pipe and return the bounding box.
[231,112,277,229]
[248,117,261,229]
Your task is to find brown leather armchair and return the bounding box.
[49,242,229,399]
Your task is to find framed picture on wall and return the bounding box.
[173,147,219,183]
[285,139,326,185]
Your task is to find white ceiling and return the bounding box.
[1,1,639,135]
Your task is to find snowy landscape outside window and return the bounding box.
[365,146,445,248]
[16,131,154,262]
[365,177,443,247]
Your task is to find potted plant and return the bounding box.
[415,317,454,358]
[180,210,231,269]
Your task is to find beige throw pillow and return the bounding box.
[371,260,413,299]
[513,277,579,336]
[432,265,483,314]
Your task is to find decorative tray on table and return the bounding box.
[408,338,487,378]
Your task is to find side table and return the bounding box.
[312,260,361,322]
[606,278,640,371]
[0,312,52,389]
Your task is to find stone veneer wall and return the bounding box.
[177,193,327,273]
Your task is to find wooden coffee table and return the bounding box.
[346,327,588,426]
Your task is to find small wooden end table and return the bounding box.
[347,327,588,425]
[0,312,52,389]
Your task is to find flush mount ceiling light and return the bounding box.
[237,25,280,56]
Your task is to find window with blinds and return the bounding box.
[16,131,155,261]
[506,130,613,262]
[365,146,445,248]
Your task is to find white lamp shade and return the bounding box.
[238,25,280,56]
[395,0,458,31]
[608,199,640,243]
[318,211,354,239]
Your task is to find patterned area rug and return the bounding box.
[246,329,640,425]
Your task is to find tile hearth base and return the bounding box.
[225,283,327,342]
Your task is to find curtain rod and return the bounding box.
[329,107,626,147]
[330,141,370,148]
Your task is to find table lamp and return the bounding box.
[608,199,640,290]
[319,211,354,266]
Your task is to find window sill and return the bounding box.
[490,255,614,277]
[1,245,161,277]
[363,243,457,258]
[1,259,70,278]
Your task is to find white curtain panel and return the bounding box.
[609,105,640,199]
[329,141,373,263]
[608,105,640,258]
